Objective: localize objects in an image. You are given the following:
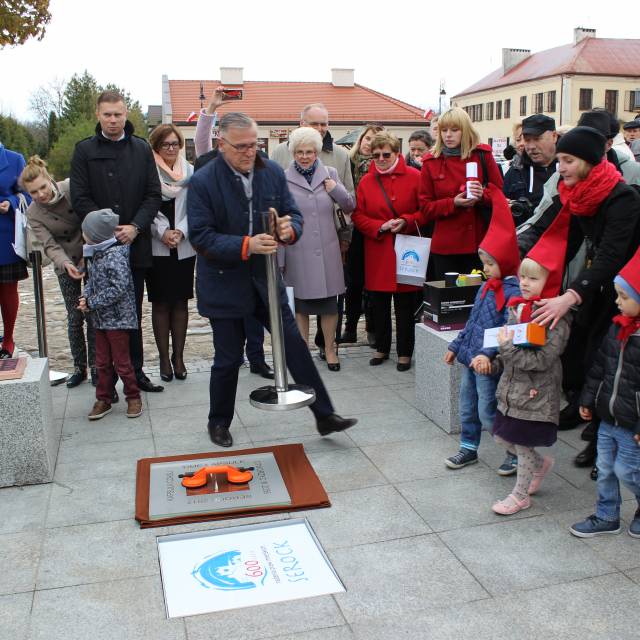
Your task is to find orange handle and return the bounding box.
[180,465,254,488]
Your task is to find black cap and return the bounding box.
[577,111,613,139]
[556,126,606,165]
[522,114,556,136]
[623,119,640,130]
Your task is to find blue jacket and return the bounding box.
[0,145,30,266]
[448,276,521,368]
[187,154,303,318]
[84,244,138,331]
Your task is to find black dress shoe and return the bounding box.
[0,348,13,359]
[580,421,598,441]
[316,413,358,436]
[171,354,187,380]
[327,362,341,372]
[208,424,233,447]
[590,465,598,481]
[574,439,597,467]
[250,361,275,379]
[369,354,389,366]
[396,362,411,372]
[66,368,87,388]
[136,375,164,393]
[338,330,357,344]
[160,371,174,383]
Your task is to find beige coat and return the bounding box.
[26,179,83,275]
[492,308,571,425]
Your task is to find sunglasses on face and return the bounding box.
[372,152,392,159]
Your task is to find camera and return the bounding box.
[510,197,534,219]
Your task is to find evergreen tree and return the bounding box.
[62,71,99,124]
[0,115,38,158]
[47,110,59,149]
[47,118,95,179]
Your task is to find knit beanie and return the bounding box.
[577,112,613,139]
[82,208,119,244]
[555,126,606,166]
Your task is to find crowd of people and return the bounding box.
[1,89,639,538]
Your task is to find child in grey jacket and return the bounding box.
[78,209,142,421]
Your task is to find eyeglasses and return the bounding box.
[294,150,317,157]
[160,141,180,150]
[222,138,258,153]
[372,152,393,159]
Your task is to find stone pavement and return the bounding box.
[2,349,640,640]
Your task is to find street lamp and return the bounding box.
[199,81,206,110]
[439,81,446,114]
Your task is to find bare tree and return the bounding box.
[29,77,67,124]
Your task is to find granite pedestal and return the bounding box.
[414,323,462,434]
[0,357,58,486]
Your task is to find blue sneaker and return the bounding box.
[570,514,621,538]
[629,508,640,539]
[497,452,518,476]
[445,449,478,469]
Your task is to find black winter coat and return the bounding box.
[70,121,161,269]
[503,152,556,217]
[581,324,640,435]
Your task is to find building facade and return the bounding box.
[451,28,640,145]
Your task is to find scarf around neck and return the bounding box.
[374,157,399,175]
[294,159,318,183]
[557,158,622,216]
[613,314,640,343]
[481,278,507,311]
[507,296,542,322]
[46,181,64,207]
[441,146,462,157]
[153,152,191,200]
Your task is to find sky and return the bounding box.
[1,0,635,123]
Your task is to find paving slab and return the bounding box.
[146,381,210,410]
[439,515,617,595]
[346,410,442,447]
[264,626,355,640]
[0,484,50,534]
[328,385,415,417]
[330,534,488,623]
[0,530,42,595]
[153,428,252,457]
[0,591,33,640]
[30,576,186,640]
[249,431,357,453]
[147,402,210,436]
[61,412,152,446]
[301,485,430,550]
[306,448,388,493]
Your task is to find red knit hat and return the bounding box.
[525,208,571,298]
[615,245,640,303]
[479,184,520,277]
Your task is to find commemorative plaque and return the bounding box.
[148,452,291,521]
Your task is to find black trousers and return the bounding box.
[431,253,481,281]
[208,298,334,428]
[244,315,267,365]
[343,230,374,334]
[369,290,420,357]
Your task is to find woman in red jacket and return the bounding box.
[352,132,421,371]
[419,107,503,279]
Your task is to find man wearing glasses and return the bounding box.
[70,90,164,393]
[187,112,357,447]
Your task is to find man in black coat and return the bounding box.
[70,90,163,393]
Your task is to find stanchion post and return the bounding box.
[29,250,48,358]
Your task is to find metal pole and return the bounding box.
[29,250,47,357]
[249,209,315,411]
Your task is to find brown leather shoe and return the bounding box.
[126,398,143,418]
[88,401,112,421]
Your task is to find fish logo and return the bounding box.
[192,550,268,591]
[401,250,420,262]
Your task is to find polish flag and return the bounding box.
[424,109,434,120]
[187,111,198,123]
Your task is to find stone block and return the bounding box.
[415,323,462,433]
[0,358,58,487]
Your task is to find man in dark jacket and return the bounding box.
[187,112,357,447]
[503,114,558,223]
[70,90,163,393]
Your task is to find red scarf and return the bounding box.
[507,296,541,322]
[613,314,640,343]
[557,158,622,216]
[481,278,506,311]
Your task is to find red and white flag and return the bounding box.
[187,111,198,123]
[423,109,434,120]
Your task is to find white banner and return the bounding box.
[158,518,344,618]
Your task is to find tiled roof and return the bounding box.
[168,80,426,124]
[455,38,640,97]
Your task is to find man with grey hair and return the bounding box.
[187,112,357,447]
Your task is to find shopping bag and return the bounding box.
[395,234,431,286]
[11,193,28,261]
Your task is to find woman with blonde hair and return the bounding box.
[20,155,94,387]
[419,106,503,279]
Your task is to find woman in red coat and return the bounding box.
[419,107,503,279]
[352,132,421,371]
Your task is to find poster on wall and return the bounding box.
[157,518,345,618]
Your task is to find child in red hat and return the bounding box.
[570,246,640,538]
[444,185,521,473]
[490,208,572,515]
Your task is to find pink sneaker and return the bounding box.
[528,456,554,495]
[492,494,531,515]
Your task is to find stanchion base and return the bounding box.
[49,370,68,386]
[249,384,316,411]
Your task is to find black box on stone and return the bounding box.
[422,281,481,331]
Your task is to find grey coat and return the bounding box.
[84,244,138,331]
[492,307,571,425]
[280,162,354,301]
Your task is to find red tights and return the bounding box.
[0,281,19,355]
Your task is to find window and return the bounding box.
[579,88,593,111]
[605,90,618,116]
[477,104,483,121]
[496,100,502,120]
[185,139,196,163]
[504,99,511,119]
[533,92,544,114]
[486,102,494,120]
[520,96,527,116]
[546,90,556,113]
[625,90,640,112]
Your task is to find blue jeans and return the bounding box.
[595,421,640,521]
[459,366,498,452]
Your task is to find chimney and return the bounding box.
[161,74,172,124]
[502,48,531,74]
[331,68,354,88]
[574,27,596,45]
[220,67,243,86]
